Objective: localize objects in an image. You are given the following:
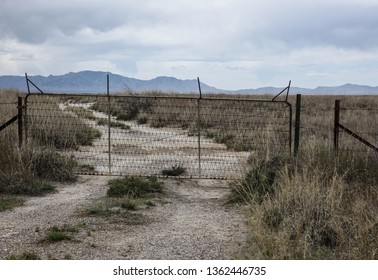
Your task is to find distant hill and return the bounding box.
[0,71,377,95]
[235,83,378,95]
[0,71,220,94]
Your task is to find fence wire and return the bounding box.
[338,105,378,154]
[25,94,291,179]
[0,99,18,143]
[296,95,378,157]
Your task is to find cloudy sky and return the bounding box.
[1,0,378,90]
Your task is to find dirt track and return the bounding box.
[63,102,250,179]
[0,176,247,260]
[0,102,248,260]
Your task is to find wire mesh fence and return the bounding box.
[337,102,378,156]
[5,91,378,178]
[0,97,19,143]
[25,93,292,179]
[294,94,378,158]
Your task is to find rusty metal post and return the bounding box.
[287,102,293,155]
[17,97,23,148]
[107,74,112,175]
[197,77,202,177]
[294,94,301,158]
[334,100,340,152]
[24,73,30,142]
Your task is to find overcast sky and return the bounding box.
[1,0,378,90]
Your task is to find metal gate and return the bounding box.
[23,92,292,179]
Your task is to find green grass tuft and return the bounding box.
[162,165,186,177]
[46,224,82,242]
[6,251,41,260]
[5,177,55,196]
[0,196,24,212]
[107,176,163,198]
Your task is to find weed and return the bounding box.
[239,148,378,259]
[27,97,102,149]
[78,164,96,172]
[66,106,96,120]
[145,200,156,207]
[121,199,137,210]
[87,206,111,216]
[96,118,130,129]
[63,254,73,260]
[48,231,72,242]
[6,251,41,260]
[45,224,81,242]
[0,196,24,212]
[137,116,148,124]
[107,176,163,198]
[23,147,77,182]
[150,117,166,128]
[162,165,186,176]
[229,157,286,204]
[5,176,55,196]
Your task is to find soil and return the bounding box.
[0,176,248,260]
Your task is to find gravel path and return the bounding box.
[0,176,247,260]
[0,102,248,260]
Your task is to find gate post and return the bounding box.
[197,77,202,178]
[17,97,23,148]
[334,100,340,152]
[294,94,301,158]
[107,74,112,175]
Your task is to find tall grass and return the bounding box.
[238,150,377,259]
[27,95,101,149]
[233,94,378,260]
[0,90,77,199]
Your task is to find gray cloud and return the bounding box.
[0,0,159,43]
[1,0,378,88]
[268,4,378,50]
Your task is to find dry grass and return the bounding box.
[1,89,377,258]
[0,90,77,201]
[90,93,290,154]
[233,94,378,260]
[240,151,378,260]
[27,95,102,149]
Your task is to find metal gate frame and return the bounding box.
[22,74,293,179]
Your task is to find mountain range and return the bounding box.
[0,70,377,95]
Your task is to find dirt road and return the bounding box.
[0,101,248,260]
[0,176,247,260]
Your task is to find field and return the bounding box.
[0,89,377,259]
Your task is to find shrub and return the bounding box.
[46,224,80,242]
[239,148,378,259]
[162,165,186,176]
[23,147,77,182]
[229,156,286,204]
[0,143,75,196]
[66,106,96,120]
[121,199,137,210]
[47,231,72,242]
[0,196,24,212]
[96,118,130,129]
[4,176,55,196]
[107,176,163,198]
[6,251,41,260]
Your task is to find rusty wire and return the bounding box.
[24,94,292,179]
